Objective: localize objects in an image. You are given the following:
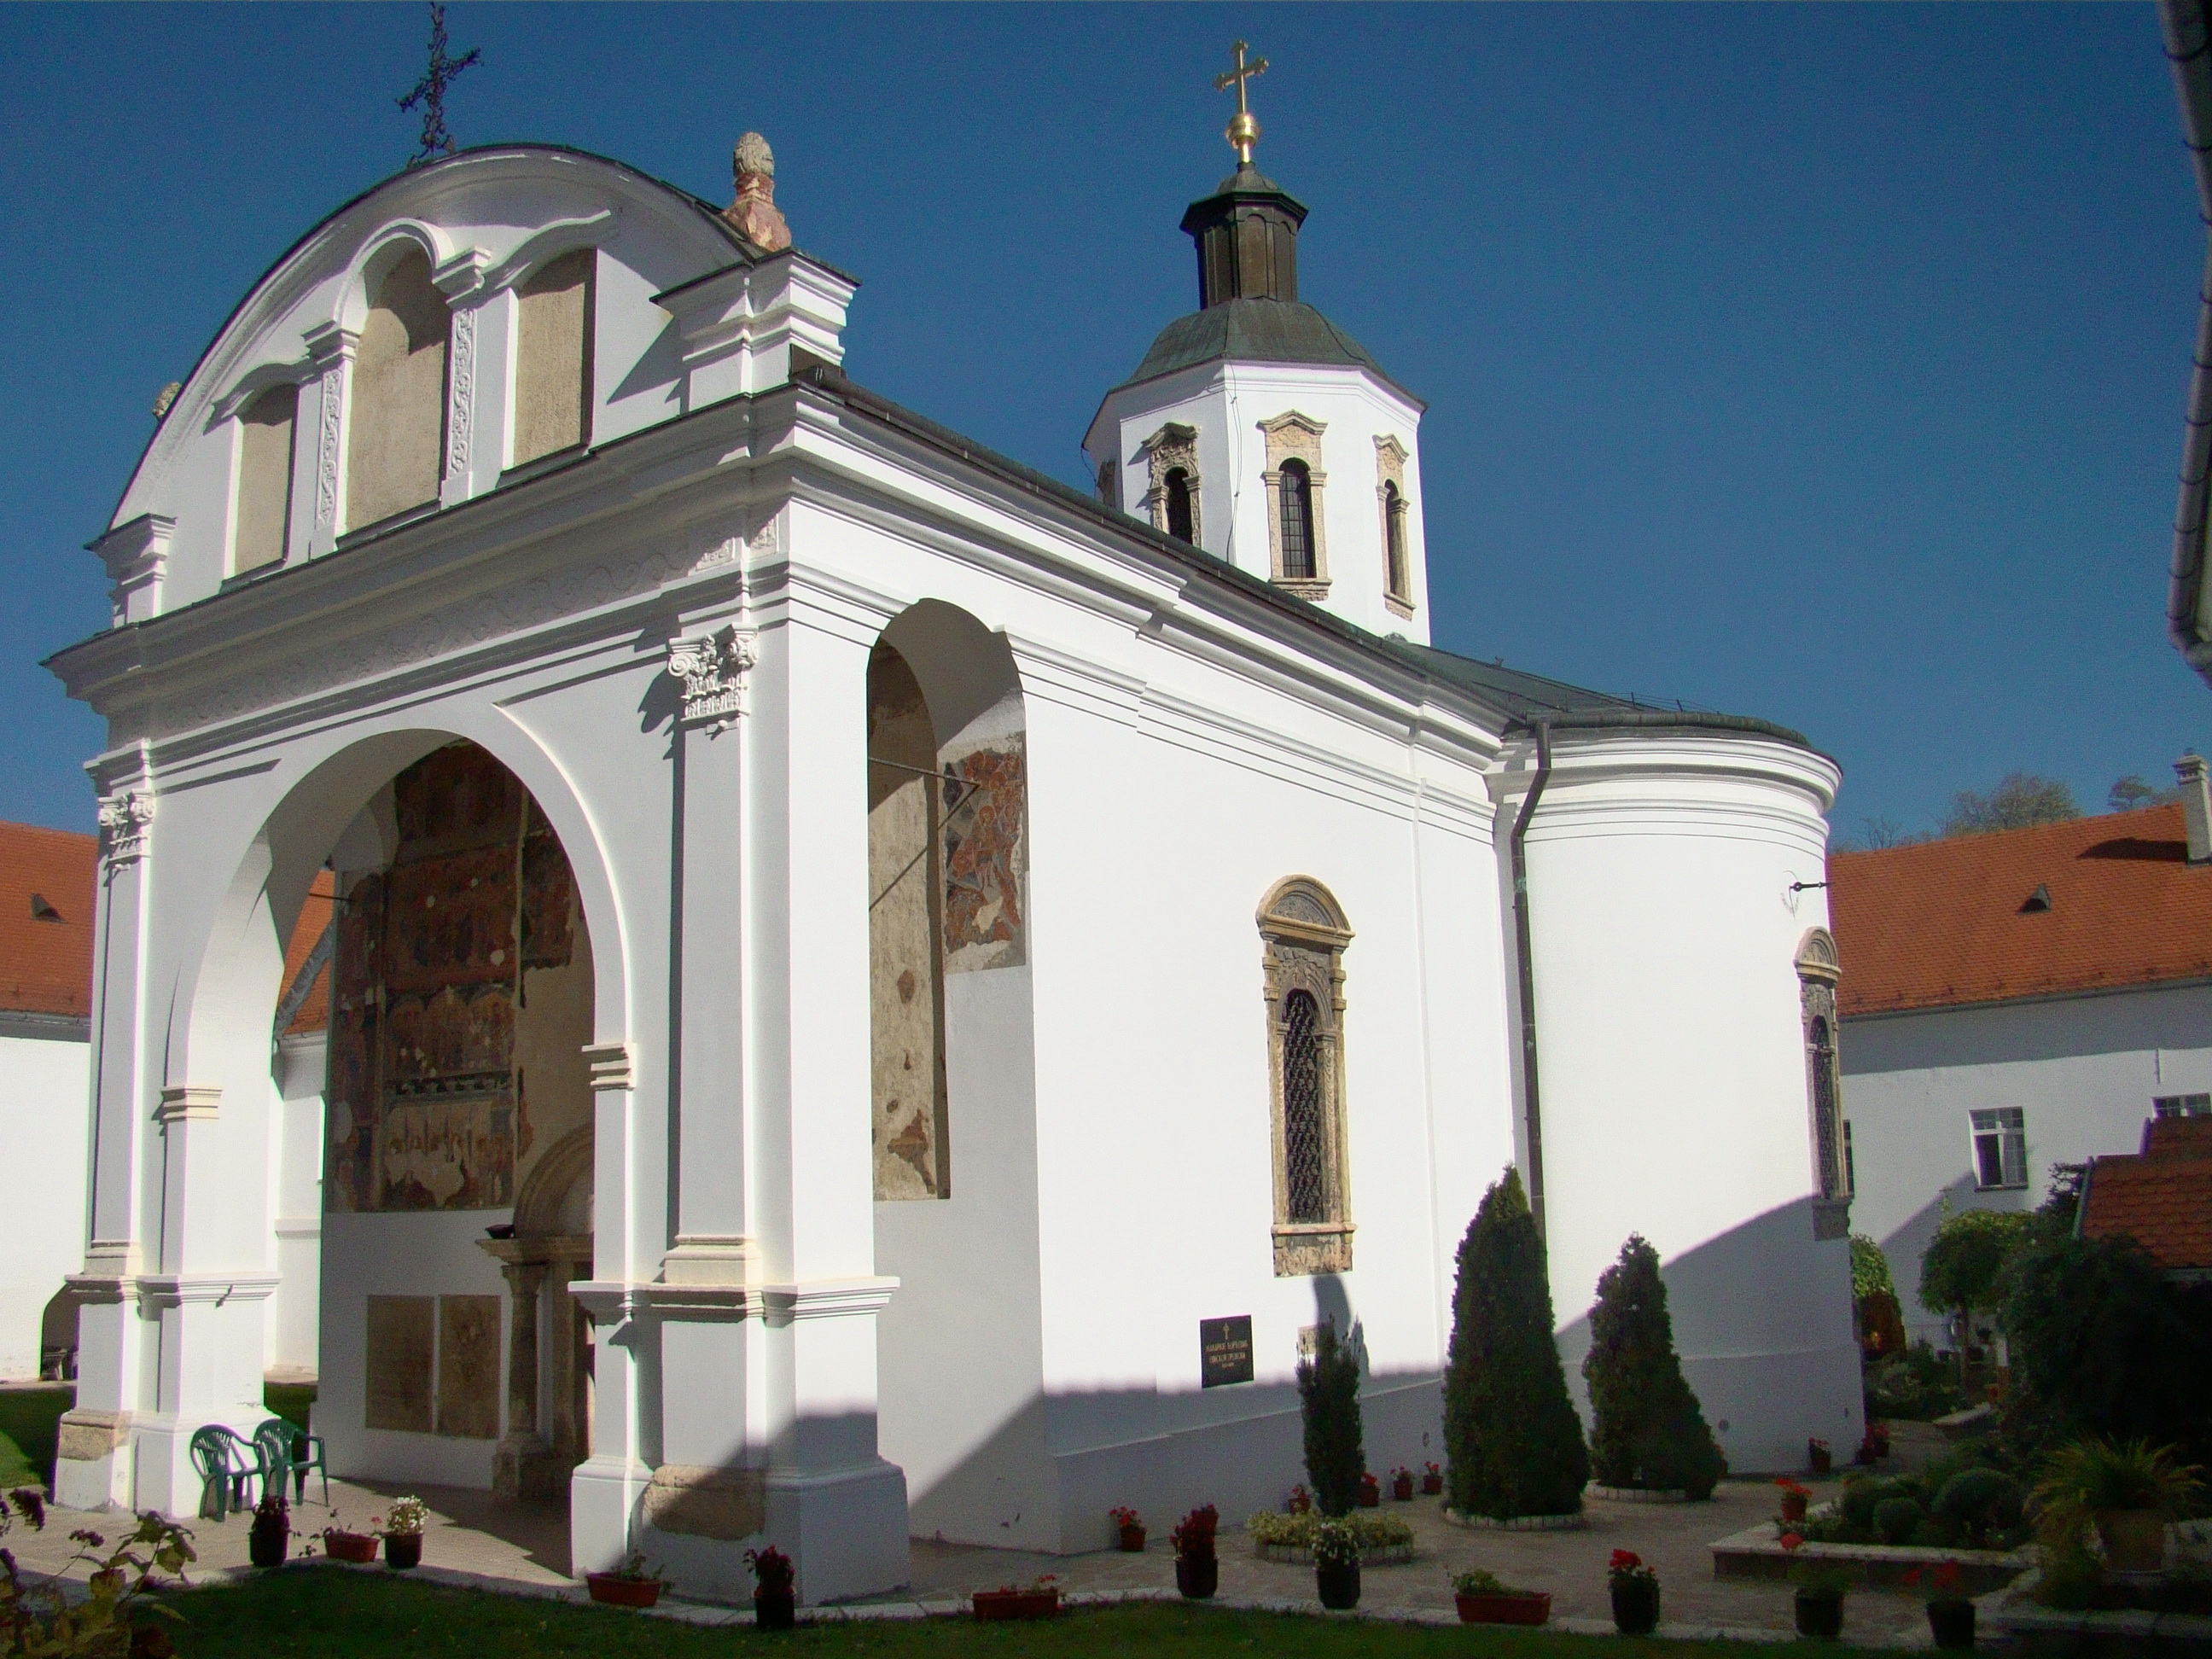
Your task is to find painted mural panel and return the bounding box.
[436,1295,504,1439]
[364,1295,435,1432]
[869,649,949,1200]
[325,742,581,1214]
[941,735,1025,972]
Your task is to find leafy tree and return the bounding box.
[1850,1234,1896,1301]
[1297,1321,1364,1516]
[1443,1168,1588,1519]
[1941,773,2079,837]
[2108,775,2178,813]
[1583,1236,1725,1499]
[1919,1208,2030,1380]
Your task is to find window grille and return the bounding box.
[1809,1016,1844,1199]
[1279,462,1315,579]
[1165,468,1194,543]
[2154,1092,2211,1118]
[1282,989,1327,1224]
[1970,1107,2028,1190]
[1383,480,1407,598]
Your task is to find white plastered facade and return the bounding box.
[0,1017,90,1380]
[51,146,1855,1604]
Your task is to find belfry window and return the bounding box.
[1259,877,1353,1275]
[1278,461,1315,579]
[1382,480,1408,601]
[1138,422,1202,547]
[1165,467,1195,544]
[1374,434,1414,614]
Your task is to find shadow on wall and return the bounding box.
[1551,1196,1861,1477]
[1877,1170,2015,1342]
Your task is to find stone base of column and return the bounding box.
[569,1453,652,1578]
[52,1410,132,1511]
[492,1432,562,1505]
[766,1458,911,1605]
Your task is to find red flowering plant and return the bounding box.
[746,1545,795,1598]
[1779,1530,1851,1597]
[1284,1484,1313,1515]
[1169,1505,1219,1564]
[1424,1462,1441,1478]
[1903,1562,1969,1605]
[1109,1507,1142,1529]
[1774,1478,1812,1499]
[1608,1548,1658,1587]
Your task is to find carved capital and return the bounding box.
[583,1041,635,1091]
[97,789,154,864]
[667,625,758,725]
[157,1085,219,1123]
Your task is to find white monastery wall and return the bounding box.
[269,1033,326,1379]
[1841,981,2212,1347]
[1511,734,1860,1475]
[0,1027,89,1379]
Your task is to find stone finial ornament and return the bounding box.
[725,131,791,253]
[151,381,182,421]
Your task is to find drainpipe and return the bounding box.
[1509,720,1553,1245]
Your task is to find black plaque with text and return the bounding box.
[1200,1316,1254,1388]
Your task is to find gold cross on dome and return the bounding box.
[1213,40,1268,166]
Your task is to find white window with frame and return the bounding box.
[1970,1108,2028,1190]
[2152,1092,2210,1118]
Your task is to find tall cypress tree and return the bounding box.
[1298,1322,1365,1516]
[1443,1167,1589,1518]
[1583,1234,1725,1499]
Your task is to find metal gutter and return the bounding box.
[1504,706,1814,749]
[2161,0,2212,684]
[1509,720,1554,1246]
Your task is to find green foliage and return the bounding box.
[1583,1235,1724,1499]
[1931,1469,2024,1545]
[2000,1232,2212,1466]
[2035,1439,2203,1519]
[1848,1235,1895,1302]
[1297,1322,1364,1518]
[1941,773,2079,836]
[263,1381,317,1434]
[1308,1519,1360,1569]
[1863,1343,1964,1422]
[0,1488,196,1656]
[1918,1208,2029,1320]
[0,1388,71,1488]
[1442,1168,1588,1519]
[1871,1494,1925,1545]
[1246,1511,1411,1551]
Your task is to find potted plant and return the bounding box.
[1109,1506,1145,1551]
[1782,1534,1848,1639]
[1808,1437,1833,1476]
[972,1575,1059,1621]
[1356,1472,1381,1509]
[1452,1568,1551,1626]
[1906,1561,1975,1650]
[2033,1437,2202,1575]
[1608,1549,1660,1635]
[1171,1505,1218,1600]
[1421,1461,1443,1497]
[1868,1422,1892,1459]
[1313,1519,1359,1610]
[320,1515,378,1564]
[247,1492,288,1569]
[1285,1484,1313,1515]
[748,1545,795,1628]
[1775,1476,1812,1524]
[375,1496,426,1570]
[586,1551,666,1610]
[1389,1466,1415,1502]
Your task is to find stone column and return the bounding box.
[490,1255,554,1502]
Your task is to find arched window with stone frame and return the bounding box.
[1374,434,1413,616]
[1796,927,1851,1240]
[1138,422,1202,547]
[1260,411,1329,596]
[1259,877,1354,1275]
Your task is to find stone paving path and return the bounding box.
[5,1470,1968,1644]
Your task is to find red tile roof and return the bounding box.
[0,822,96,1020]
[281,872,335,1037]
[2079,1115,2212,1272]
[1828,805,2212,1016]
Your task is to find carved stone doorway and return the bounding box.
[481,1126,593,1503]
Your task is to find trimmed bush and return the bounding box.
[1933,1468,2023,1545]
[1583,1235,1725,1499]
[1873,1494,1925,1545]
[1443,1167,1589,1519]
[1298,1321,1364,1517]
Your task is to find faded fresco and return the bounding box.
[326,742,584,1214]
[941,735,1025,972]
[868,648,949,1201]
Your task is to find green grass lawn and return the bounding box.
[0,1387,73,1487]
[148,1574,1895,1659]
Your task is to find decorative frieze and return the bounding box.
[668,625,757,726]
[445,300,479,485]
[96,790,154,864]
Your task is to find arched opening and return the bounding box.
[1278,459,1316,579]
[1258,876,1353,1275]
[347,247,450,531]
[511,249,594,469]
[233,383,298,574]
[1382,479,1407,602]
[1164,467,1195,544]
[1281,990,1326,1224]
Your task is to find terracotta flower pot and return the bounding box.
[1457,1591,1551,1626]
[248,1528,288,1569]
[383,1533,422,1570]
[587,1573,661,1608]
[1927,1599,1976,1650]
[1356,1484,1380,1509]
[1611,1579,1661,1636]
[1780,1493,1809,1523]
[1391,1475,1414,1501]
[1422,1474,1443,1496]
[1315,1558,1360,1610]
[1118,1524,1146,1552]
[1808,1441,1832,1476]
[325,1532,378,1564]
[1175,1557,1218,1600]
[973,1589,1058,1621]
[755,1589,795,1630]
[1795,1588,1844,1639]
[2096,1508,2167,1574]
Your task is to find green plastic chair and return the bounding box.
[187,1425,263,1519]
[253,1417,329,1506]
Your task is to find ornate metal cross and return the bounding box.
[1213,39,1268,166]
[397,3,482,169]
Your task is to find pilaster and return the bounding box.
[302,321,358,554]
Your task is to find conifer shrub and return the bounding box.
[1297,1322,1364,1516]
[1584,1234,1726,1499]
[1443,1167,1588,1517]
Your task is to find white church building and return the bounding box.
[47,109,1860,1602]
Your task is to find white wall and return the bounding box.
[0,1023,90,1379]
[270,1033,326,1379]
[1841,981,2212,1346]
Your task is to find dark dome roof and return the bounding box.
[1121,297,1418,405]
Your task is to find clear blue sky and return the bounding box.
[0,3,2201,839]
